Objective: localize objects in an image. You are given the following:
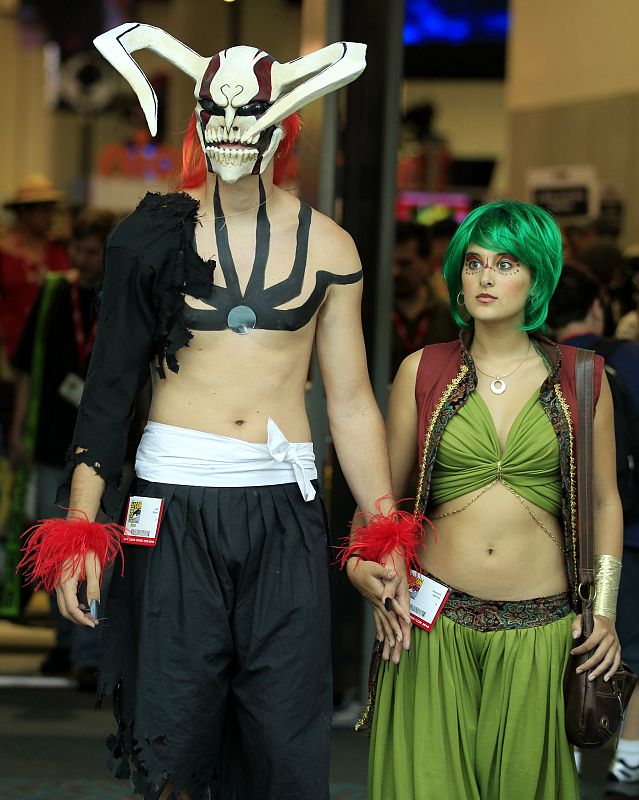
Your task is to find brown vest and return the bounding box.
[413,332,604,604]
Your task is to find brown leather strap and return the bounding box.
[575,349,595,588]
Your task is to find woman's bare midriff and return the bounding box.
[149,324,317,443]
[419,481,568,600]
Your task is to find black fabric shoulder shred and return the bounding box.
[115,192,215,378]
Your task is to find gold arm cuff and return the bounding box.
[592,554,622,620]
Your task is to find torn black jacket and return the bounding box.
[57,192,213,518]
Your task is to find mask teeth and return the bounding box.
[240,131,261,146]
[205,146,259,165]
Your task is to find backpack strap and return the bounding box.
[575,348,595,596]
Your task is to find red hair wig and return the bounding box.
[177,112,301,190]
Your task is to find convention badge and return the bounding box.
[122,496,164,546]
[58,372,85,407]
[409,570,451,632]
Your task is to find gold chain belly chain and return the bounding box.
[430,462,566,554]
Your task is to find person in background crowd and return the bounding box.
[427,216,458,303]
[578,240,626,334]
[391,221,457,376]
[616,249,639,341]
[564,221,597,261]
[9,209,116,688]
[616,274,639,341]
[0,174,69,361]
[548,265,639,792]
[0,174,70,449]
[622,243,639,276]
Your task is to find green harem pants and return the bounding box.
[368,589,579,800]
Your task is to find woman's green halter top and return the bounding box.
[430,390,561,515]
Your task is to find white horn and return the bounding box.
[240,42,367,142]
[93,22,208,137]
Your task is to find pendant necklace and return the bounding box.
[474,341,531,395]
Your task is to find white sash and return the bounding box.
[135,418,317,501]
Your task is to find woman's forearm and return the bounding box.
[594,499,623,560]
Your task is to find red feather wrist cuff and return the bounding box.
[18,514,125,592]
[338,500,434,578]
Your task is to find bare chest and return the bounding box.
[186,196,360,334]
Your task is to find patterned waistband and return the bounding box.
[430,574,572,632]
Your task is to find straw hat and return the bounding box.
[4,174,63,208]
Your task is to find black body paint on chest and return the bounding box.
[182,179,362,334]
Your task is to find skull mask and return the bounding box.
[94,24,366,184]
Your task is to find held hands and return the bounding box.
[570,613,622,681]
[346,548,411,665]
[55,552,101,628]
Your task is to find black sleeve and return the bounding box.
[57,246,155,518]
[11,289,42,374]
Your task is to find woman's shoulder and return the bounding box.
[411,339,462,393]
[556,342,605,403]
[417,339,461,369]
[395,348,423,384]
[556,341,604,369]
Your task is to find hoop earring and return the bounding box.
[456,291,465,306]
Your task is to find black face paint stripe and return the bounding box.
[244,178,271,296]
[261,202,311,306]
[269,269,363,328]
[213,181,242,298]
[181,195,363,333]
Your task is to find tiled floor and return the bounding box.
[0,613,635,800]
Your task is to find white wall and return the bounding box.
[506,0,639,241]
[508,0,639,111]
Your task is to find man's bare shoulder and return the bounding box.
[307,208,361,276]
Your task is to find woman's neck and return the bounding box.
[470,320,531,362]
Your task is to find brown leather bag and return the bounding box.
[563,349,637,748]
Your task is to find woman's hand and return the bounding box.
[55,552,101,628]
[346,552,412,664]
[571,613,622,681]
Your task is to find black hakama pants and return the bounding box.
[98,478,332,800]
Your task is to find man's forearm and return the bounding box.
[67,461,106,522]
[329,401,394,516]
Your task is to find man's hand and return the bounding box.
[55,552,101,628]
[571,614,622,681]
[347,552,412,665]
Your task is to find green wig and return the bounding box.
[442,200,563,331]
